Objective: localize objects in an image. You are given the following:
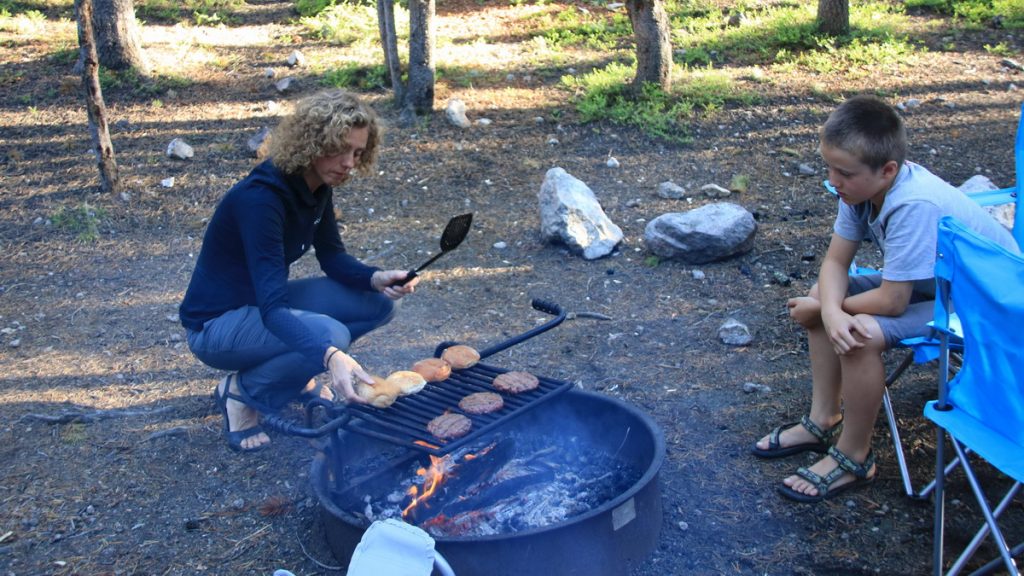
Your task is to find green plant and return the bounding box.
[322,62,388,89]
[296,0,335,17]
[136,0,244,24]
[564,60,758,142]
[301,2,400,46]
[52,202,108,242]
[984,41,1015,56]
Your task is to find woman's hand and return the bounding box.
[371,270,420,300]
[324,347,372,404]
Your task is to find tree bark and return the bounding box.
[817,0,850,36]
[377,0,403,104]
[76,0,120,194]
[404,0,435,115]
[626,0,672,92]
[76,0,148,73]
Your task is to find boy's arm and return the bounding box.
[842,278,914,317]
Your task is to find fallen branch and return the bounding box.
[18,405,174,424]
[298,535,343,571]
[143,425,196,442]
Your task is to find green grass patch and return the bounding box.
[671,1,922,69]
[535,7,631,50]
[52,202,107,242]
[562,61,756,143]
[136,0,245,25]
[907,0,1024,28]
[322,62,389,89]
[300,1,404,47]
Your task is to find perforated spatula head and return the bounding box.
[392,213,474,286]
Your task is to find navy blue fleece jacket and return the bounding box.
[179,159,379,368]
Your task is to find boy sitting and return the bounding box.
[752,95,1018,502]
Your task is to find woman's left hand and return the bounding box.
[372,270,419,300]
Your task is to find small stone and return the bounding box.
[161,177,175,188]
[772,271,792,286]
[1001,58,1023,71]
[798,163,816,176]
[534,116,545,124]
[691,270,705,280]
[905,98,921,108]
[9,338,19,348]
[656,181,686,200]
[263,67,275,78]
[275,77,296,93]
[493,241,507,249]
[547,137,560,146]
[700,183,731,198]
[231,498,245,510]
[606,156,620,168]
[286,50,305,67]
[677,521,689,530]
[476,118,493,126]
[742,382,771,394]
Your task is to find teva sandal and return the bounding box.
[778,446,876,503]
[751,414,843,459]
[213,374,268,453]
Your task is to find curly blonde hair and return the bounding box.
[267,89,381,175]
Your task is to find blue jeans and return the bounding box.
[186,277,396,410]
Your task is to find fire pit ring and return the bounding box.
[311,389,665,575]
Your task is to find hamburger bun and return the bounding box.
[441,345,480,370]
[386,370,427,395]
[354,375,400,408]
[411,358,452,383]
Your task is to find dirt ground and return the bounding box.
[1,1,1023,574]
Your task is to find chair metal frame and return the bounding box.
[926,216,1024,576]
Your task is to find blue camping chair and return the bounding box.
[823,101,1024,500]
[925,216,1024,576]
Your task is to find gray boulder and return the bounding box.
[644,202,757,263]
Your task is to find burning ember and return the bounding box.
[352,431,641,538]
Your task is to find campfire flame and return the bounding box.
[402,454,453,518]
[401,443,499,519]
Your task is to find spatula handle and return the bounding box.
[389,270,418,288]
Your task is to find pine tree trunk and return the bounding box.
[817,0,850,36]
[76,0,147,73]
[626,0,672,92]
[77,0,120,194]
[377,0,403,103]
[404,0,435,115]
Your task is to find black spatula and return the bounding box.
[391,213,473,286]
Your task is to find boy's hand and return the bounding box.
[786,296,822,328]
[821,309,872,355]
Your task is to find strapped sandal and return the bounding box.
[778,446,877,503]
[214,374,269,453]
[751,414,843,459]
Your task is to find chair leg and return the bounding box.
[884,351,927,499]
[947,440,1022,576]
[935,426,947,576]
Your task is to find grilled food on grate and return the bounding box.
[441,345,480,370]
[492,371,539,394]
[427,412,472,439]
[410,358,452,382]
[386,370,427,395]
[458,392,504,414]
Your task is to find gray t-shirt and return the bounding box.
[834,161,1018,286]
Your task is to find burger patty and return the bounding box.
[458,392,504,414]
[427,413,472,439]
[492,371,539,394]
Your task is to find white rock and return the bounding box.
[263,67,275,78]
[493,241,508,249]
[275,77,296,93]
[606,156,620,168]
[445,99,471,128]
[657,181,687,200]
[534,116,545,124]
[476,118,492,126]
[691,270,705,280]
[287,50,305,67]
[166,138,193,160]
[700,183,731,198]
[161,177,175,188]
[547,137,560,146]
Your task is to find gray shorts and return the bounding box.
[847,273,935,348]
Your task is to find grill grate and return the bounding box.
[341,362,574,456]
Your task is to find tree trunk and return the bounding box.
[404,0,435,116]
[76,0,148,73]
[626,0,672,92]
[377,0,403,104]
[817,0,850,36]
[76,0,120,194]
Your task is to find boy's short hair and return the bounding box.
[820,95,907,171]
[268,89,381,175]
